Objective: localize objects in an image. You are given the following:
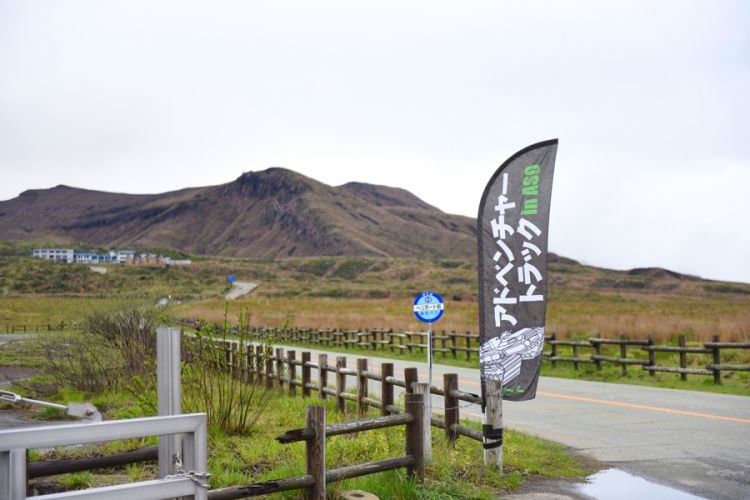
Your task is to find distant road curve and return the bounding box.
[225,282,257,300]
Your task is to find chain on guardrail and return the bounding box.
[166,452,211,489]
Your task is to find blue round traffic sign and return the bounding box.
[228,275,236,284]
[413,292,444,323]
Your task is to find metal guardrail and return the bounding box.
[0,413,208,500]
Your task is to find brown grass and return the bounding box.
[178,295,750,343]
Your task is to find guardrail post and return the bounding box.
[412,383,432,465]
[305,406,326,500]
[679,335,688,381]
[336,357,347,412]
[288,350,297,395]
[620,335,628,375]
[318,354,328,400]
[276,348,285,388]
[157,326,181,478]
[357,358,368,415]
[405,392,425,482]
[0,449,26,500]
[711,335,722,385]
[381,363,394,416]
[302,352,312,397]
[444,373,458,445]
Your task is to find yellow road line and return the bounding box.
[535,391,750,424]
[395,369,750,424]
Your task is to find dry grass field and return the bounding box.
[1,245,748,342]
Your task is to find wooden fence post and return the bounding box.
[618,335,627,376]
[572,334,580,371]
[405,392,425,483]
[305,405,326,500]
[451,331,457,359]
[550,333,557,368]
[357,358,368,415]
[336,357,347,413]
[594,338,602,371]
[246,344,254,383]
[444,373,458,445]
[276,348,285,388]
[647,336,655,377]
[679,335,688,381]
[302,352,312,397]
[288,350,297,396]
[483,379,503,471]
[256,345,264,385]
[404,367,418,394]
[465,333,472,361]
[712,335,722,385]
[381,363,394,416]
[231,342,239,377]
[412,383,432,465]
[265,348,274,390]
[318,354,328,400]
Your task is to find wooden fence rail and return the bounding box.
[1,322,83,334]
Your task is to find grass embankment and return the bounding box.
[17,389,592,499]
[1,331,593,498]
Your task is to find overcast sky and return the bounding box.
[1,1,748,283]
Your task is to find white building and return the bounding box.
[32,248,74,263]
[109,249,135,263]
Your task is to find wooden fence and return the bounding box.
[177,319,750,385]
[547,333,750,384]
[25,341,482,497]
[1,322,82,334]
[210,398,425,499]
[203,338,485,446]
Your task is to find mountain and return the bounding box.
[0,168,477,259]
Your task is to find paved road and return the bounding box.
[274,345,750,500]
[225,282,258,300]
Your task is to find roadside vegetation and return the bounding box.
[1,302,593,498]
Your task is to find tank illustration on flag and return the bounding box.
[479,327,545,382]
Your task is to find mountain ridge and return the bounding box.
[0,168,476,259]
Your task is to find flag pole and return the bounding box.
[483,379,503,469]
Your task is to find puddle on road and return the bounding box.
[578,469,706,500]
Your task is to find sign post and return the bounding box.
[412,291,444,466]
